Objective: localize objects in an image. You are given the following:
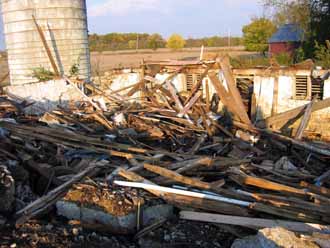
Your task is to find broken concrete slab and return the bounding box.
[4,79,84,115]
[56,201,173,234]
[56,184,173,234]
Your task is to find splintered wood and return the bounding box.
[0,57,330,236]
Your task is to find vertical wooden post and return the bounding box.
[205,79,210,112]
[251,93,257,122]
[307,75,312,100]
[271,75,279,116]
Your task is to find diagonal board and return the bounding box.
[208,72,246,124]
[218,57,252,125]
[295,98,316,140]
[266,97,330,128]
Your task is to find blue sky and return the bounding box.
[0,0,263,50]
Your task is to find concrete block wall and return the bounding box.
[254,74,330,140]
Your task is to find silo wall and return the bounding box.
[0,0,91,85]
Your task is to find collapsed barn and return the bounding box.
[94,60,330,140]
[1,56,330,247]
[1,0,330,248]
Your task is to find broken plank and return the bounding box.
[208,72,242,123]
[301,181,330,198]
[117,169,249,216]
[165,78,192,123]
[180,211,330,234]
[229,173,306,195]
[205,79,211,112]
[178,91,202,117]
[188,134,207,155]
[143,163,212,190]
[15,163,101,225]
[114,180,251,207]
[295,98,316,140]
[218,57,252,125]
[266,97,330,128]
[184,63,214,105]
[271,76,279,116]
[233,121,330,157]
[32,15,60,76]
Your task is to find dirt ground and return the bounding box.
[91,47,257,75]
[0,218,241,248]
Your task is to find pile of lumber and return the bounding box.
[0,57,330,238]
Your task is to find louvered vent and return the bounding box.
[196,74,202,84]
[186,74,194,91]
[186,74,203,91]
[312,78,324,100]
[295,75,308,100]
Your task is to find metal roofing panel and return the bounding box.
[269,24,304,43]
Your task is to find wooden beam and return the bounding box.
[143,163,212,190]
[117,169,249,216]
[233,121,330,157]
[180,211,330,234]
[230,173,306,195]
[0,72,9,84]
[32,15,60,76]
[178,91,202,117]
[165,79,193,123]
[218,57,251,125]
[271,76,279,116]
[208,72,241,122]
[266,97,330,128]
[205,79,211,112]
[15,163,100,225]
[301,181,330,198]
[114,180,251,207]
[184,63,214,105]
[295,98,316,140]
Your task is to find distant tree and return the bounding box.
[242,18,277,52]
[263,0,310,32]
[206,36,217,47]
[166,34,186,50]
[263,0,330,57]
[128,40,137,49]
[147,33,165,50]
[314,40,330,69]
[310,0,330,44]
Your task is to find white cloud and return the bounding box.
[88,0,162,17]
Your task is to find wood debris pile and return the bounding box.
[1,57,330,246]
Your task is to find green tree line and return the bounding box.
[89,33,243,52]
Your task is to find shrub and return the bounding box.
[242,18,277,53]
[166,34,186,50]
[32,67,55,82]
[275,52,293,66]
[314,40,330,69]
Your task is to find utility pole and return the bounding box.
[136,33,139,52]
[228,28,231,48]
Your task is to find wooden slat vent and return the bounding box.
[295,75,308,100]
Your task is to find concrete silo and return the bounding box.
[0,0,91,85]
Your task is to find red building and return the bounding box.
[269,24,304,57]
